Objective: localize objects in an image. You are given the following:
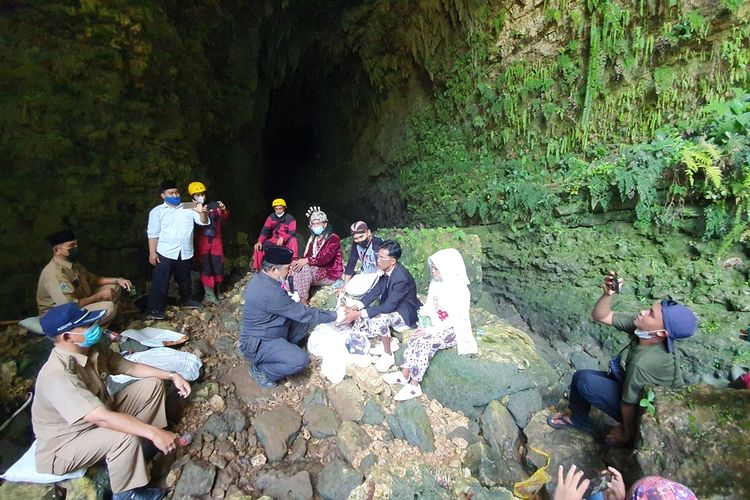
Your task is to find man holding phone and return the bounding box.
[145,180,209,319]
[547,273,697,447]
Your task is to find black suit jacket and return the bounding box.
[359,263,422,327]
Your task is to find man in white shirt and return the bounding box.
[146,180,209,319]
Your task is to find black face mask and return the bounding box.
[67,247,80,262]
[356,238,371,249]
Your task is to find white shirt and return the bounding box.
[146,203,208,260]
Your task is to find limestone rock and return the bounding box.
[505,389,542,428]
[209,394,226,413]
[254,470,313,500]
[348,462,450,499]
[636,384,750,498]
[223,408,248,433]
[174,460,217,497]
[394,399,435,452]
[464,441,524,488]
[190,381,220,403]
[303,404,340,438]
[316,458,364,500]
[327,379,365,422]
[214,334,235,353]
[350,364,385,394]
[303,385,328,409]
[288,433,307,460]
[358,453,378,475]
[203,413,230,438]
[0,482,56,499]
[336,421,372,467]
[386,414,404,440]
[524,409,601,495]
[253,406,302,462]
[451,475,515,500]
[480,400,519,460]
[362,398,386,425]
[420,311,558,417]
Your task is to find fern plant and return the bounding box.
[682,141,722,189]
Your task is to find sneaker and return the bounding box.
[147,310,165,320]
[181,299,203,309]
[375,353,395,373]
[248,364,277,388]
[394,383,423,401]
[370,338,400,356]
[113,487,165,500]
[383,371,408,385]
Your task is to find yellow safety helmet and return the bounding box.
[271,198,287,208]
[188,181,207,195]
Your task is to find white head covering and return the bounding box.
[428,248,469,286]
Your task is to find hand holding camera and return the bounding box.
[603,272,623,295]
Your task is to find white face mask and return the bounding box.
[194,195,206,204]
[275,211,285,217]
[635,328,662,339]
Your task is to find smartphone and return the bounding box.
[183,201,197,209]
[586,472,612,497]
[611,272,620,293]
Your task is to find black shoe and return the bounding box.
[113,487,165,500]
[181,299,202,309]
[147,310,165,320]
[249,364,277,388]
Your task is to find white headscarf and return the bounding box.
[424,248,477,355]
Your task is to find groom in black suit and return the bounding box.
[343,240,422,372]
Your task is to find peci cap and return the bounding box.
[264,246,294,265]
[350,221,369,234]
[160,180,177,193]
[40,303,106,337]
[46,229,76,247]
[660,298,697,353]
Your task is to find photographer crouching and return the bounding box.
[547,273,697,447]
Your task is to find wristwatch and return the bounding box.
[168,371,177,380]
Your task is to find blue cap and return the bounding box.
[661,299,697,353]
[40,303,106,337]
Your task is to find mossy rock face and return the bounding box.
[419,309,558,418]
[636,384,750,498]
[0,482,58,499]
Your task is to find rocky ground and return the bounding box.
[2,263,750,498]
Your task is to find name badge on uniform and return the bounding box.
[66,356,76,374]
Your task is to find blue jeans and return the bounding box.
[569,369,623,428]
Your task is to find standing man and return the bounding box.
[240,246,342,388]
[32,302,191,500]
[37,229,133,327]
[547,273,697,447]
[343,240,422,372]
[343,221,383,286]
[188,181,230,304]
[146,180,208,320]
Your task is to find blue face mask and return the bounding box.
[165,196,181,206]
[311,226,325,235]
[78,324,102,348]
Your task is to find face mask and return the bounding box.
[634,328,659,339]
[275,211,285,217]
[194,195,206,204]
[311,226,325,235]
[67,247,80,262]
[165,196,181,206]
[356,238,371,249]
[77,324,102,347]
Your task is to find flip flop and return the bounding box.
[546,413,577,430]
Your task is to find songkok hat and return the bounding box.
[350,221,369,234]
[660,298,697,353]
[40,303,106,337]
[46,229,76,247]
[160,180,177,193]
[264,246,294,265]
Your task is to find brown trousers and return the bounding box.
[50,377,167,493]
[84,285,122,327]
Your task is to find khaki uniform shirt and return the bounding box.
[31,343,136,472]
[36,257,100,316]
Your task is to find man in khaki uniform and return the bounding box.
[36,229,133,327]
[32,303,191,500]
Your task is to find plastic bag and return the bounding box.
[120,327,188,347]
[110,347,203,383]
[513,447,552,499]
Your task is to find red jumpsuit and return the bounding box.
[252,212,299,271]
[195,202,230,288]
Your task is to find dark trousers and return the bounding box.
[148,252,192,313]
[241,321,310,382]
[569,369,623,427]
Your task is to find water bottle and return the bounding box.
[179,433,193,447]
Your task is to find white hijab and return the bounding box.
[425,248,477,355]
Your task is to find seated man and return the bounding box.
[37,229,133,327]
[547,273,697,447]
[32,303,192,500]
[240,246,341,388]
[343,221,383,286]
[343,240,422,372]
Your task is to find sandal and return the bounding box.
[546,413,577,430]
